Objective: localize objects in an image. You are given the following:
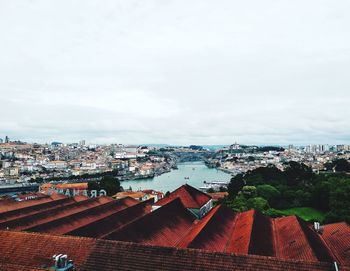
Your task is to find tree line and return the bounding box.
[224,161,350,224]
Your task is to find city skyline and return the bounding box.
[1,135,350,149]
[1,1,350,145]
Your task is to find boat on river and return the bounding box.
[200,181,229,191]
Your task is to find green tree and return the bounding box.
[333,159,350,172]
[247,197,270,212]
[87,181,100,191]
[100,176,122,196]
[227,193,248,212]
[325,178,350,223]
[227,174,245,198]
[88,176,122,197]
[283,161,313,186]
[228,194,269,212]
[256,184,280,206]
[241,186,257,197]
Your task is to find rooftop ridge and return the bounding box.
[274,215,319,262]
[187,204,237,252]
[0,230,339,271]
[183,183,213,206]
[0,196,88,230]
[68,197,151,238]
[25,197,115,233]
[176,204,222,248]
[248,210,275,256]
[295,216,335,262]
[0,229,338,265]
[223,209,240,253]
[225,209,256,254]
[155,184,212,209]
[319,222,350,266]
[104,197,196,246]
[0,196,70,220]
[272,215,279,258]
[12,196,101,231]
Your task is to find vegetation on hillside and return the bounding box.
[266,207,325,222]
[224,161,350,224]
[324,158,350,172]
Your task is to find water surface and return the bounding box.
[121,161,232,192]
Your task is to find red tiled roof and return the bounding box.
[0,184,349,269]
[249,210,275,256]
[0,196,77,225]
[0,230,339,271]
[105,198,196,246]
[155,184,212,209]
[321,222,350,266]
[274,216,319,262]
[178,204,237,252]
[208,191,229,201]
[67,197,149,238]
[0,195,54,213]
[4,196,103,231]
[26,197,130,234]
[296,218,334,262]
[226,209,255,254]
[0,263,47,271]
[0,230,95,270]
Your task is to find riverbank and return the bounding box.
[120,161,232,192]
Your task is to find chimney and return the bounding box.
[52,254,74,270]
[313,222,324,234]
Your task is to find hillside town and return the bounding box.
[206,143,350,175]
[0,137,177,187]
[1,137,350,191]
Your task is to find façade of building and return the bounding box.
[0,184,349,271]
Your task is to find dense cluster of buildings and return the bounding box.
[0,184,348,270]
[0,139,175,187]
[207,143,350,175]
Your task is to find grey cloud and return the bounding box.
[0,0,350,145]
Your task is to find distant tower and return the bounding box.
[5,136,9,143]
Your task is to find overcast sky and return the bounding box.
[0,0,349,145]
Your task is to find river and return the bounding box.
[120,161,232,192]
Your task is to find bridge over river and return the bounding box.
[120,161,232,193]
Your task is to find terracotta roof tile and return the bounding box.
[226,209,255,254]
[249,210,275,256]
[274,216,319,262]
[67,197,150,238]
[321,222,350,266]
[0,197,84,229]
[155,184,212,209]
[178,205,237,252]
[27,197,132,234]
[0,196,53,213]
[0,230,337,271]
[0,230,95,270]
[296,218,335,262]
[83,239,336,271]
[105,198,196,246]
[5,196,103,231]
